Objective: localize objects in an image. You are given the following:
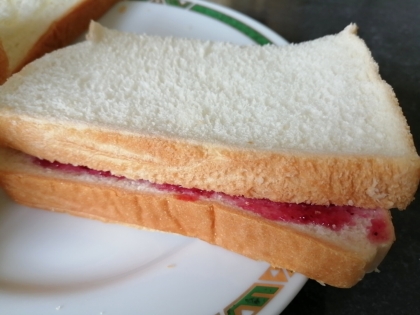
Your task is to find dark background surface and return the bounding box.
[225,0,420,314]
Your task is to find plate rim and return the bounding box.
[133,0,288,46]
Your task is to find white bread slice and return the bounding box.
[0,146,395,288]
[0,22,419,209]
[0,0,121,83]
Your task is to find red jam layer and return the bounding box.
[33,158,391,243]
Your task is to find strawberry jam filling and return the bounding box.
[33,158,391,243]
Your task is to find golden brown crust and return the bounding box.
[0,158,394,288]
[0,115,419,210]
[11,0,121,74]
[0,41,8,84]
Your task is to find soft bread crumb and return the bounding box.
[343,23,358,34]
[86,20,105,43]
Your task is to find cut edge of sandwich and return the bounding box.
[0,146,395,288]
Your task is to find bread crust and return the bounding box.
[11,0,121,75]
[0,159,394,288]
[0,115,419,210]
[0,41,8,84]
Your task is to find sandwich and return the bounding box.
[0,22,419,288]
[0,0,121,84]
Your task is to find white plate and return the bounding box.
[0,1,306,314]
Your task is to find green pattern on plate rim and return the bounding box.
[224,284,281,315]
[134,0,273,45]
[216,267,294,315]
